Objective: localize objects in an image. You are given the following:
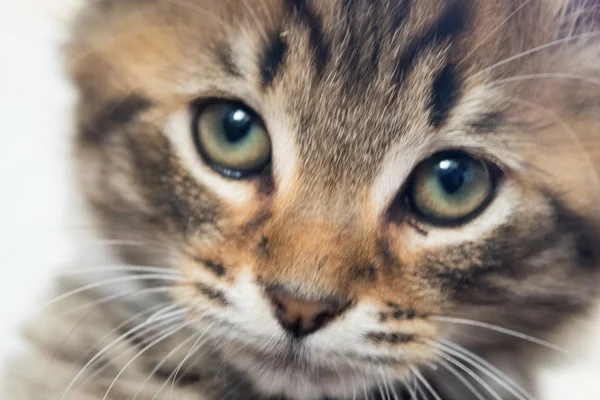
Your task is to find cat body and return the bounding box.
[3,0,600,399]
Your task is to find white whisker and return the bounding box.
[167,322,215,399]
[438,358,487,400]
[44,274,183,309]
[54,287,173,317]
[241,0,269,44]
[146,303,181,322]
[458,0,534,67]
[402,375,419,400]
[363,378,370,400]
[59,312,181,400]
[41,300,169,386]
[413,373,428,400]
[430,316,565,352]
[130,331,199,400]
[58,265,178,277]
[489,72,600,87]
[436,351,503,400]
[102,318,198,400]
[75,314,193,392]
[469,30,600,80]
[410,367,441,400]
[147,304,188,324]
[439,339,536,400]
[379,367,392,400]
[376,381,386,400]
[77,302,171,366]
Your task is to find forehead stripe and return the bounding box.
[429,63,461,128]
[260,30,289,89]
[393,0,469,86]
[284,0,330,78]
[215,42,242,78]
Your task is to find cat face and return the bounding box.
[69,0,600,398]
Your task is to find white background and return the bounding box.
[0,1,598,399]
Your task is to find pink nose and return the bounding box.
[266,288,349,338]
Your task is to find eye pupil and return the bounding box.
[437,159,469,195]
[222,108,253,143]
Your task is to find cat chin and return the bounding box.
[228,351,390,400]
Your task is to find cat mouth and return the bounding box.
[222,340,409,399]
[224,337,407,373]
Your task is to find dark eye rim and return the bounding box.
[403,150,503,228]
[190,98,272,180]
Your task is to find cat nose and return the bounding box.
[266,288,349,338]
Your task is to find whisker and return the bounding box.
[241,0,269,44]
[170,343,211,388]
[44,274,183,309]
[167,322,215,399]
[430,316,565,352]
[402,375,419,400]
[102,319,198,400]
[489,72,600,87]
[60,312,182,400]
[437,359,487,400]
[439,339,536,400]
[76,302,172,368]
[75,315,191,392]
[436,351,502,400]
[53,287,173,317]
[379,367,392,400]
[458,0,534,67]
[129,331,199,400]
[413,373,428,400]
[469,30,600,80]
[146,303,180,322]
[376,382,386,400]
[58,265,178,277]
[362,377,370,400]
[381,369,400,400]
[147,305,189,325]
[410,367,441,400]
[389,384,400,400]
[41,299,169,386]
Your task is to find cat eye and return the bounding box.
[406,151,497,225]
[192,101,271,178]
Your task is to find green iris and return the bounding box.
[194,102,271,178]
[409,152,494,224]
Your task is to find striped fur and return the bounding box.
[3,1,600,399]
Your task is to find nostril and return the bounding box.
[265,286,351,338]
[313,311,334,327]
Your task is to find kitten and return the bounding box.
[3,0,600,399]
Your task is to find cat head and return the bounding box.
[68,0,600,398]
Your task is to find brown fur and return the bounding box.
[3,0,600,399]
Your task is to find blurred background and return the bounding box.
[0,1,598,399]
